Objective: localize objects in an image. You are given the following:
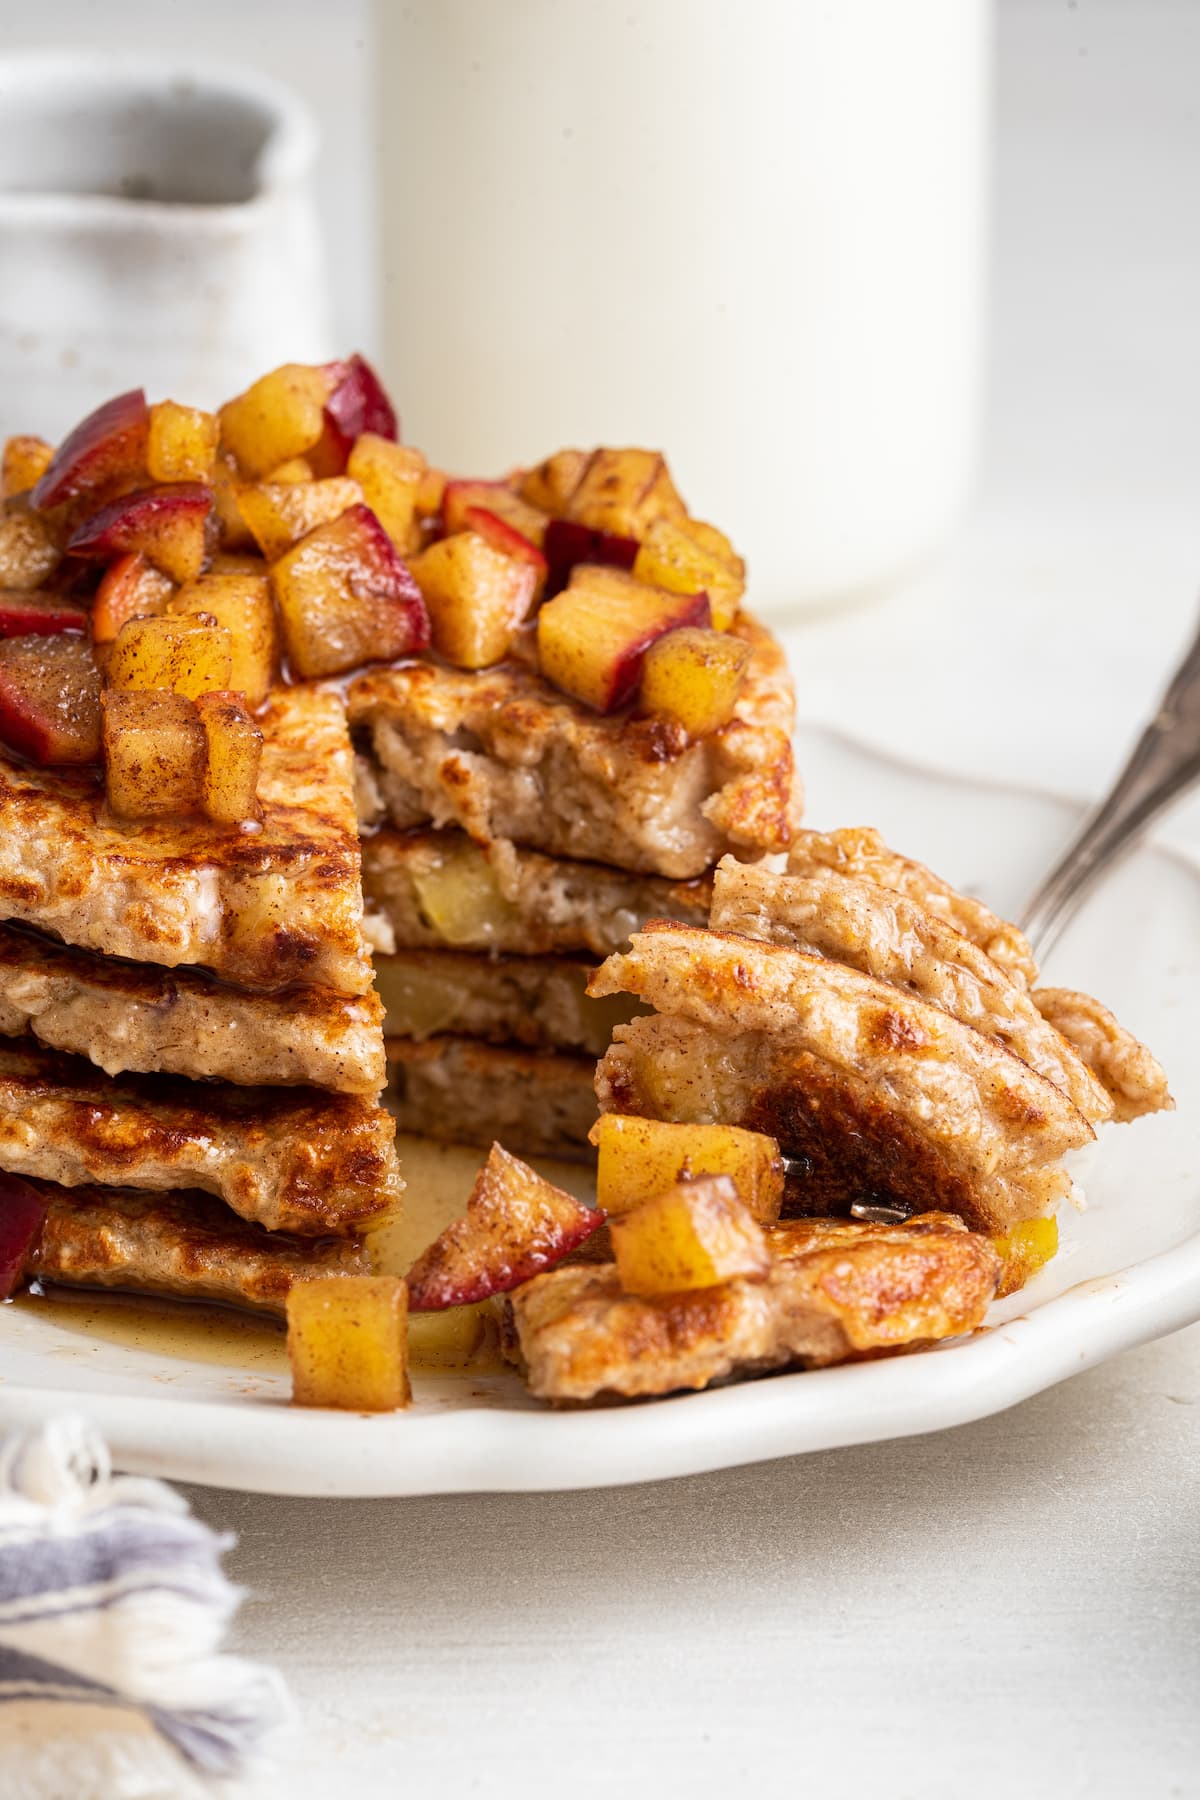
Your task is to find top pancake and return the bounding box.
[0,684,373,996]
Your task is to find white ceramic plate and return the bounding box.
[1,727,1197,1496]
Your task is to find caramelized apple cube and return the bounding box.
[146,401,219,484]
[263,457,315,484]
[102,688,205,817]
[271,502,430,677]
[0,502,62,588]
[195,691,263,824]
[416,465,448,520]
[443,480,550,548]
[211,450,254,551]
[536,566,710,712]
[107,614,233,700]
[565,448,686,538]
[463,507,547,602]
[323,353,399,444]
[610,1174,770,1296]
[347,435,424,551]
[237,476,362,560]
[407,1142,603,1310]
[2,436,53,498]
[0,635,101,764]
[543,517,639,594]
[92,553,175,645]
[287,1274,411,1412]
[589,1115,785,1223]
[639,627,750,736]
[993,1215,1059,1297]
[518,448,588,516]
[633,516,745,630]
[67,483,214,584]
[0,591,88,638]
[409,530,538,668]
[219,363,332,479]
[32,388,148,509]
[169,572,278,705]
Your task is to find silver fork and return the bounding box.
[1020,609,1200,958]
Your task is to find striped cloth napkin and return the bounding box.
[0,1415,289,1798]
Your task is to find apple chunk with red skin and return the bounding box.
[442,480,549,547]
[67,483,214,584]
[0,634,102,764]
[543,517,638,596]
[537,565,711,712]
[271,501,430,678]
[92,554,175,645]
[32,388,149,511]
[0,1173,49,1299]
[406,1141,604,1311]
[325,353,399,443]
[0,592,89,637]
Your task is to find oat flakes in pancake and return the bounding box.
[590,924,1094,1233]
[0,684,373,995]
[0,1044,400,1235]
[27,1181,370,1316]
[508,1212,1000,1401]
[350,614,797,880]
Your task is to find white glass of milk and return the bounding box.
[376,0,990,616]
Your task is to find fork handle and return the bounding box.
[1020,610,1200,957]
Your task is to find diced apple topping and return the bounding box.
[0,635,101,764]
[633,516,745,630]
[542,517,639,595]
[407,1142,603,1310]
[565,448,686,538]
[271,502,430,678]
[416,465,448,521]
[237,476,362,560]
[92,554,175,646]
[31,388,149,510]
[0,1173,49,1300]
[443,480,550,548]
[107,614,233,700]
[324,353,399,445]
[264,457,315,484]
[609,1174,771,1296]
[146,401,219,484]
[169,572,278,705]
[639,627,750,736]
[0,503,62,588]
[536,565,710,712]
[287,1274,411,1412]
[195,691,264,824]
[1,436,53,498]
[409,530,538,669]
[67,483,214,585]
[210,450,255,550]
[993,1215,1059,1297]
[463,507,547,602]
[0,591,88,638]
[408,838,519,946]
[518,448,588,516]
[347,435,425,551]
[102,689,205,817]
[589,1115,785,1224]
[218,363,333,479]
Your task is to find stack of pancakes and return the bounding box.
[351,615,799,1156]
[7,684,401,1313]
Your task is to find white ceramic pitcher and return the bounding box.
[0,53,336,437]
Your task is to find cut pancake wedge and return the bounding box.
[27,1182,370,1316]
[0,684,374,995]
[0,1044,401,1235]
[509,1212,1001,1401]
[0,923,385,1093]
[591,924,1095,1233]
[709,857,1113,1122]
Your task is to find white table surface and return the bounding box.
[101,0,1200,1792]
